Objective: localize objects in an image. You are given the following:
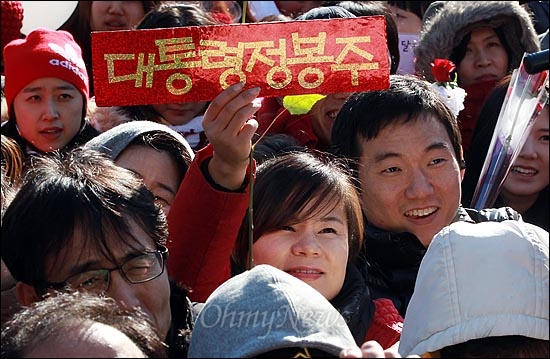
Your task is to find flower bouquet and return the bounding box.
[470,53,548,209]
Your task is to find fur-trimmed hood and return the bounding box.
[415,1,540,82]
[87,97,134,133]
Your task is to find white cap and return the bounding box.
[399,220,549,356]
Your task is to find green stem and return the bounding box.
[246,146,254,270]
[241,1,247,24]
[246,108,290,270]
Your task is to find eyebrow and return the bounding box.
[64,250,144,277]
[320,215,345,226]
[22,84,78,93]
[373,141,452,163]
[483,33,500,41]
[152,180,178,196]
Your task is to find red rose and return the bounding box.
[431,59,456,82]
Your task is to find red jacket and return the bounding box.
[458,80,498,155]
[166,144,252,302]
[166,145,402,348]
[256,97,320,149]
[365,298,403,349]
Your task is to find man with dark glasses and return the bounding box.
[1,147,197,358]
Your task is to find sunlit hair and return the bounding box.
[232,150,364,270]
[137,2,219,29]
[1,291,168,358]
[1,134,23,184]
[1,147,167,290]
[331,74,461,186]
[1,134,23,216]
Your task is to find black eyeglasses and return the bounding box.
[43,245,168,294]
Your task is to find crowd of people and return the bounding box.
[1,1,548,358]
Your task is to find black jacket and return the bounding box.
[356,206,522,317]
[1,118,99,167]
[167,280,203,358]
[330,264,375,345]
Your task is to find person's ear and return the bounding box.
[15,281,41,307]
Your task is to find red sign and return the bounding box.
[91,16,389,106]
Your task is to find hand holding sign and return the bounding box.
[205,82,260,190]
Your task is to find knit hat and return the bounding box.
[84,120,194,162]
[415,1,540,82]
[188,264,358,358]
[399,220,549,357]
[3,27,89,112]
[1,1,24,56]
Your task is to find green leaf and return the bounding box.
[282,94,326,115]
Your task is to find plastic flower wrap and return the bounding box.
[430,59,467,117]
[470,54,548,209]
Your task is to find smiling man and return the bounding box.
[331,74,522,316]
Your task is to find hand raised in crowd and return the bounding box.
[340,341,420,358]
[203,82,261,190]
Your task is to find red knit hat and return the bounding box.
[3,27,89,112]
[1,1,24,54]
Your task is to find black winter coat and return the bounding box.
[356,206,522,317]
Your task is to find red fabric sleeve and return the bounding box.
[166,144,252,302]
[363,298,403,349]
[256,97,319,148]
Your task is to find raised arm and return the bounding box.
[166,83,261,302]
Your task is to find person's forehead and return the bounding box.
[117,143,177,165]
[19,77,78,93]
[44,219,157,278]
[24,322,146,358]
[381,113,451,138]
[360,115,454,154]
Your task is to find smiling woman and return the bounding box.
[462,75,549,231]
[230,150,403,349]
